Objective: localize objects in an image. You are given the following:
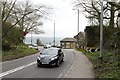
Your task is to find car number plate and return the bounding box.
[42,62,49,64]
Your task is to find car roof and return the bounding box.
[42,47,61,55]
[47,47,60,50]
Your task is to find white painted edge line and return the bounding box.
[58,64,70,78]
[0,61,37,78]
[64,50,76,78]
[58,73,63,78]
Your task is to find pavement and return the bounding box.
[64,49,94,78]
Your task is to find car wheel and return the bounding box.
[56,60,60,67]
[37,64,41,67]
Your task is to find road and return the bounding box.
[1,47,75,78]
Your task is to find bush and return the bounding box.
[84,26,97,47]
[2,44,38,61]
[2,22,23,51]
[2,40,11,51]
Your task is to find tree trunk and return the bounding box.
[109,6,115,28]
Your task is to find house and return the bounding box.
[60,38,77,49]
[74,32,86,47]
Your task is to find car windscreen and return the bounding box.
[43,49,58,55]
[44,44,51,47]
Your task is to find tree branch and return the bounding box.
[3,0,17,25]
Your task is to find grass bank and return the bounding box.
[76,48,120,79]
[2,44,38,61]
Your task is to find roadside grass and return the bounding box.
[2,44,38,61]
[76,48,120,79]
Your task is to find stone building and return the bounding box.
[74,32,86,47]
[60,38,77,49]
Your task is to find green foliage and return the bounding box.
[2,22,22,51]
[77,49,120,79]
[85,26,120,49]
[103,28,112,49]
[84,26,100,47]
[84,26,120,78]
[84,26,95,47]
[2,44,38,61]
[103,27,119,49]
[5,27,22,44]
[110,31,120,50]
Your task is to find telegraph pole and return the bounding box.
[53,22,55,46]
[100,0,103,63]
[77,9,80,48]
[72,9,80,48]
[77,9,79,34]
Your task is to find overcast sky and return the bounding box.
[23,0,88,37]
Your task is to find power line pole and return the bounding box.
[100,0,103,63]
[53,22,55,46]
[77,9,80,48]
[77,9,79,34]
[72,9,80,48]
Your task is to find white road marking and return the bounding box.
[58,50,76,78]
[0,61,37,78]
[58,65,70,78]
[58,73,63,78]
[63,50,76,78]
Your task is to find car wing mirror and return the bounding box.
[58,52,61,55]
[40,53,42,54]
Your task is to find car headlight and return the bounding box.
[37,56,41,60]
[51,56,58,61]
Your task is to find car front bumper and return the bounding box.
[37,59,57,67]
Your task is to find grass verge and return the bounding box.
[2,44,38,61]
[76,48,120,79]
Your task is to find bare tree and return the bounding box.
[1,0,52,38]
[108,1,120,28]
[73,0,120,27]
[11,1,46,37]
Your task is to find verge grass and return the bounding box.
[76,48,120,79]
[2,44,38,61]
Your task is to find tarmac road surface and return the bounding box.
[1,47,75,78]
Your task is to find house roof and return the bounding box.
[60,37,77,42]
[74,32,85,38]
[78,32,85,37]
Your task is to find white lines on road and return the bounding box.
[0,61,37,78]
[63,50,76,78]
[58,50,76,78]
[58,73,63,78]
[58,64,70,78]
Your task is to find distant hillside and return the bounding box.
[23,36,63,45]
